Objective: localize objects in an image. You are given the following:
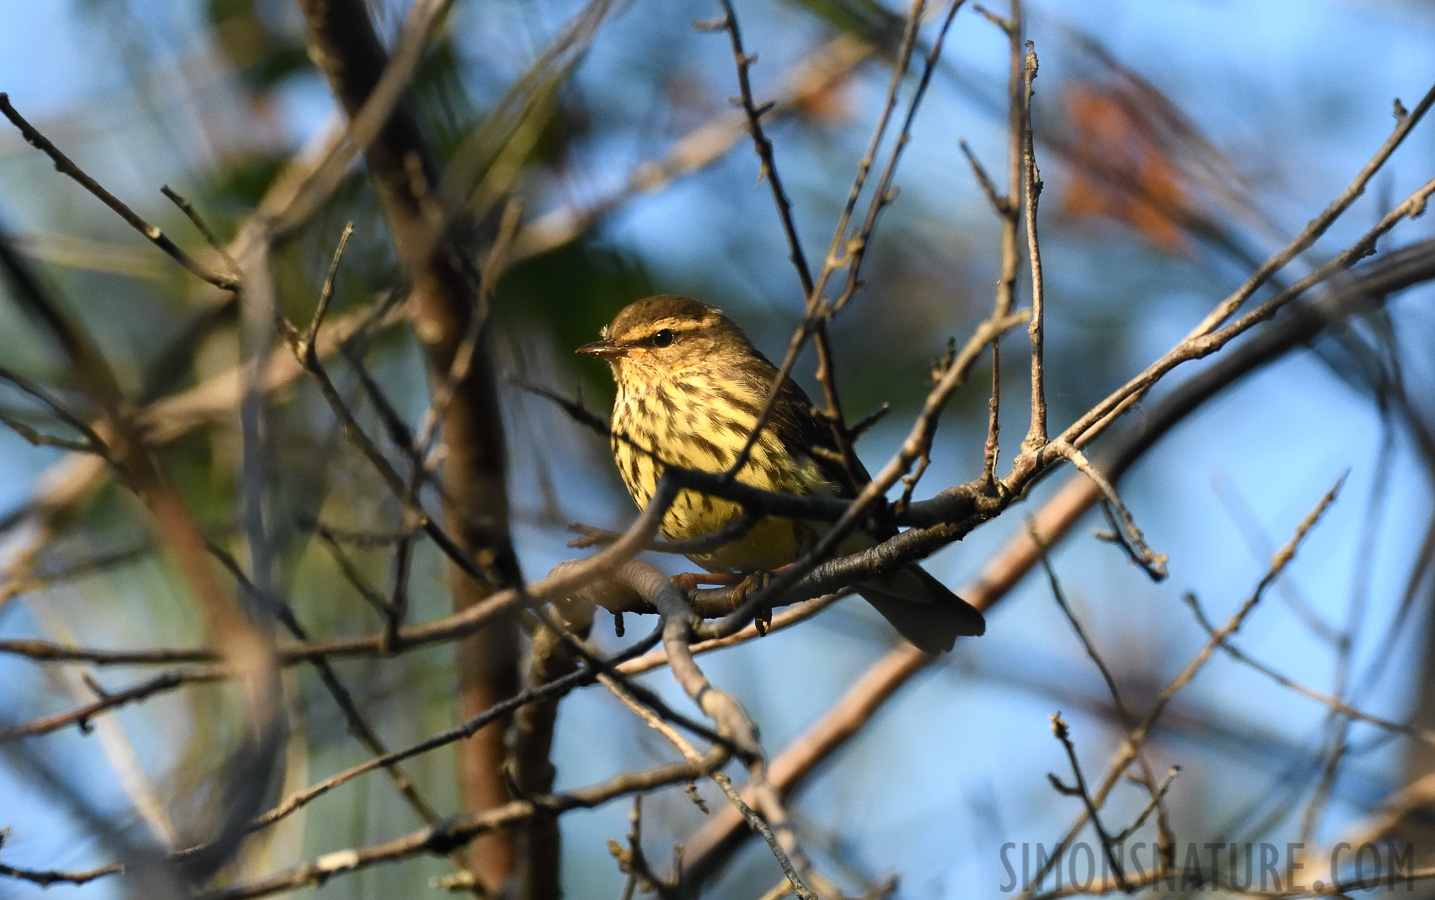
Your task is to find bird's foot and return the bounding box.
[670,569,785,635]
[736,569,793,635]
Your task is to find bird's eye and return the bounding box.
[651,329,674,348]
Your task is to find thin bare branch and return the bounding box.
[0,94,239,291]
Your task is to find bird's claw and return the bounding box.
[732,571,774,635]
[670,570,776,636]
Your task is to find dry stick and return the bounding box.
[0,365,107,451]
[1295,390,1403,842]
[304,223,354,354]
[0,95,239,292]
[815,0,972,504]
[0,409,94,453]
[973,0,1028,485]
[0,641,215,666]
[1021,476,1346,896]
[833,0,969,315]
[1069,174,1435,455]
[745,771,835,899]
[622,564,817,900]
[710,2,815,296]
[1019,39,1048,452]
[1182,594,1435,748]
[0,112,343,643]
[819,0,930,310]
[0,667,225,741]
[1047,714,1129,891]
[1188,84,1435,341]
[970,0,1038,485]
[508,33,874,264]
[716,0,934,490]
[617,593,849,675]
[711,0,858,484]
[160,186,238,278]
[0,860,127,888]
[1049,440,1166,579]
[196,756,731,900]
[1057,80,1435,452]
[599,691,700,899]
[1031,521,1176,860]
[612,797,647,900]
[975,36,1021,485]
[197,667,599,846]
[677,240,1435,886]
[1114,766,1180,845]
[383,528,415,651]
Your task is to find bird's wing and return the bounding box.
[768,371,877,496]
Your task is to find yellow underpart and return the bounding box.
[611,373,836,573]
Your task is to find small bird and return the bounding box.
[577,295,984,653]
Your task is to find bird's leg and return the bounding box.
[671,566,794,634]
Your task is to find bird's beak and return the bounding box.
[576,339,627,360]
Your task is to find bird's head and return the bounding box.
[577,295,755,380]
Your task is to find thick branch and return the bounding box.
[296,0,523,890]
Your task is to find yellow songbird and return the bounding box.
[578,295,984,653]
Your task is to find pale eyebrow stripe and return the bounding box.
[625,316,710,340]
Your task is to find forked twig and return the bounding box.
[0,94,240,291]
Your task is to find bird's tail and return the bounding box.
[857,564,985,654]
